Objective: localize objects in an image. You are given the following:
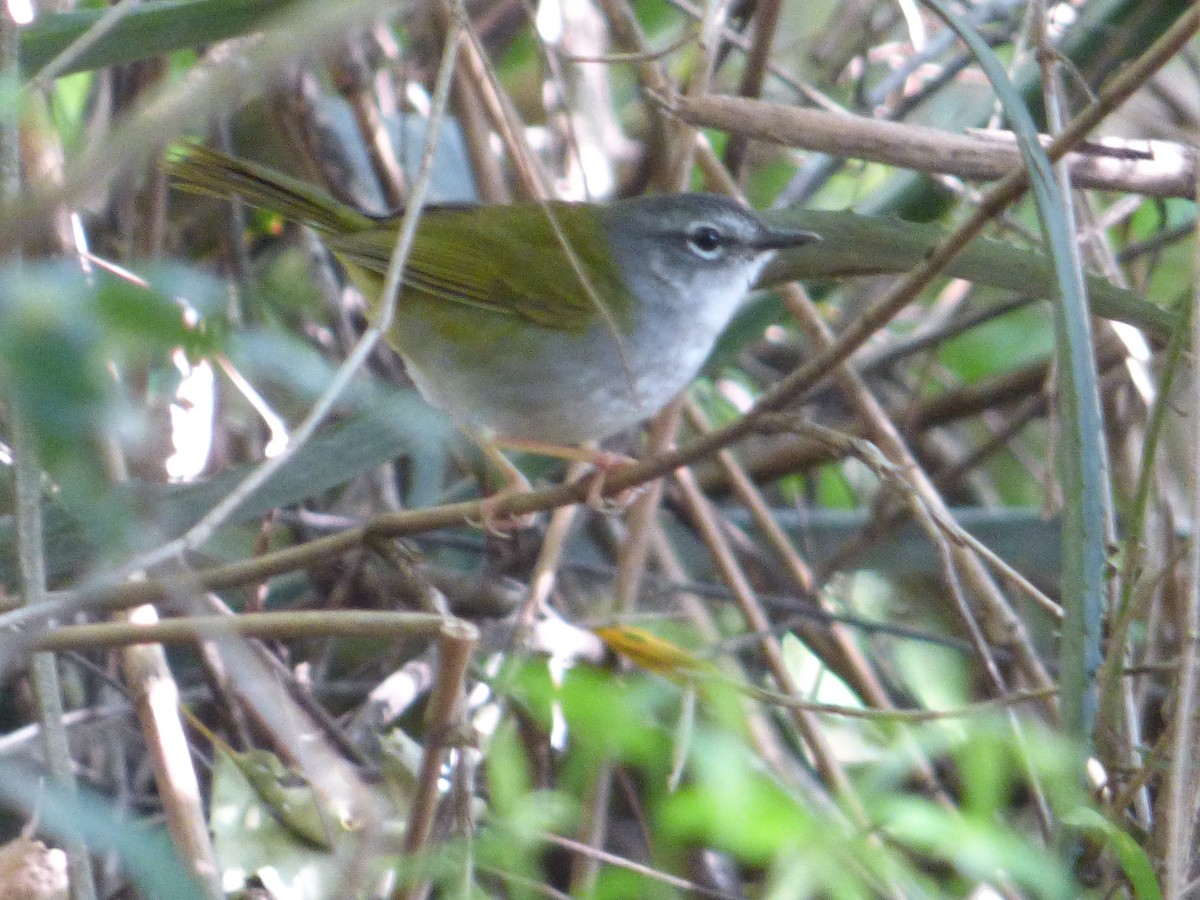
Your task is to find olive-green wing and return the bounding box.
[327,203,627,333]
[166,145,623,334]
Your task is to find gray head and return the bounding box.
[600,193,818,313]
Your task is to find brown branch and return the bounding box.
[397,618,478,900]
[667,93,1196,199]
[723,0,786,179]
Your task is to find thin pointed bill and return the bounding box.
[753,227,821,251]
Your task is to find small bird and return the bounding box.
[167,146,819,497]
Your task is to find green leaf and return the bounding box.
[1064,807,1162,900]
[922,0,1111,751]
[21,0,302,80]
[881,797,1075,899]
[759,208,1176,338]
[658,731,812,863]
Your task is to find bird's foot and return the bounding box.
[583,451,645,512]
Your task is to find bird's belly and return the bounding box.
[394,308,704,445]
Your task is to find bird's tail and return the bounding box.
[165,144,374,235]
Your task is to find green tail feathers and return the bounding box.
[164,144,375,235]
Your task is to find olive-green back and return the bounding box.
[166,146,628,335]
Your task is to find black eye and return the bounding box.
[687,224,723,257]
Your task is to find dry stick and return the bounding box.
[664,0,839,111]
[328,39,408,207]
[453,15,549,200]
[684,398,884,700]
[448,57,510,204]
[614,406,682,612]
[105,395,219,890]
[683,401,955,806]
[562,25,700,64]
[518,465,587,630]
[672,464,865,810]
[668,94,1195,199]
[645,524,840,805]
[663,0,723,189]
[27,611,448,655]
[434,0,509,204]
[116,604,222,898]
[397,618,478,900]
[569,404,681,897]
[722,0,785,179]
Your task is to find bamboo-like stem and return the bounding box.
[29,611,449,652]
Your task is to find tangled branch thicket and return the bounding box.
[0,0,1197,897]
